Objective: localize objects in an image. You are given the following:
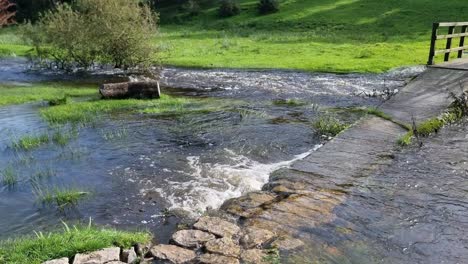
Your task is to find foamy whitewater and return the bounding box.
[138,146,322,216]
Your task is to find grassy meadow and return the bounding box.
[2,0,467,72]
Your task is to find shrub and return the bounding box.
[183,0,201,16]
[219,0,240,17]
[258,0,279,14]
[23,0,158,71]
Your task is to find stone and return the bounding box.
[139,258,154,264]
[241,249,267,263]
[99,81,161,99]
[194,216,240,238]
[271,237,304,251]
[105,262,126,264]
[240,227,275,249]
[42,258,69,264]
[221,192,277,218]
[73,247,120,264]
[199,254,239,264]
[149,244,196,264]
[205,237,241,258]
[172,229,215,248]
[121,248,138,263]
[136,241,152,257]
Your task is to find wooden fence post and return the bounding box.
[444,26,456,62]
[428,23,439,65]
[458,25,467,59]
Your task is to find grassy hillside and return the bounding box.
[1,0,467,72]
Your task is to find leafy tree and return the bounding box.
[0,0,15,26]
[219,0,240,17]
[258,0,279,14]
[24,0,158,71]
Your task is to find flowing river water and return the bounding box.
[0,58,425,246]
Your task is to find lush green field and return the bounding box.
[1,0,467,72]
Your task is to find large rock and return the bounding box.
[73,247,120,264]
[99,81,161,99]
[271,236,304,251]
[199,254,239,264]
[221,192,277,218]
[205,237,241,258]
[121,248,137,263]
[149,244,196,264]
[172,229,215,248]
[42,258,69,264]
[240,227,275,249]
[194,217,240,238]
[241,249,268,263]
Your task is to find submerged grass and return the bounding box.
[13,134,50,151]
[1,166,18,186]
[0,83,97,107]
[34,186,89,207]
[0,223,151,264]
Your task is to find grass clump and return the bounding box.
[313,114,349,137]
[0,223,151,264]
[52,128,78,146]
[1,166,18,186]
[13,134,49,151]
[272,99,307,107]
[0,83,97,107]
[35,187,89,208]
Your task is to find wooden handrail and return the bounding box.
[428,22,468,65]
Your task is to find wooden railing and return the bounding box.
[428,22,468,65]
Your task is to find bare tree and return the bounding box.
[0,0,15,27]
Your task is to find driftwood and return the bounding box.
[99,81,161,99]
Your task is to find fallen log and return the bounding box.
[99,81,161,99]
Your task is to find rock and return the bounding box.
[199,254,239,264]
[139,258,154,264]
[99,81,161,99]
[121,248,138,263]
[136,241,152,257]
[205,237,240,258]
[194,217,240,238]
[105,262,126,264]
[221,192,277,218]
[172,229,215,248]
[241,249,268,263]
[73,247,120,264]
[149,244,196,264]
[271,237,304,251]
[240,227,275,249]
[42,258,69,264]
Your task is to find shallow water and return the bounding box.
[0,58,424,242]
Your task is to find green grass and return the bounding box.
[2,0,467,72]
[41,94,225,125]
[272,99,307,107]
[51,128,78,146]
[1,166,18,186]
[35,186,89,207]
[313,114,349,137]
[0,83,98,107]
[13,134,50,151]
[0,223,151,264]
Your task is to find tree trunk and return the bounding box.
[99,81,161,99]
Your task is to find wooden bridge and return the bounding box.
[428,22,468,70]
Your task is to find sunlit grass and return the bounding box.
[34,186,89,207]
[0,223,151,264]
[313,114,349,137]
[0,83,98,107]
[12,134,50,151]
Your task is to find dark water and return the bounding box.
[0,58,424,243]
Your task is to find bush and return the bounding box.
[258,0,279,14]
[219,0,240,17]
[23,0,158,71]
[183,0,201,16]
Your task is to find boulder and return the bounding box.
[149,244,196,264]
[194,217,240,238]
[121,247,138,263]
[172,229,215,248]
[271,237,304,251]
[199,254,239,264]
[221,192,277,218]
[240,227,275,249]
[42,258,69,264]
[205,237,240,258]
[99,81,160,99]
[241,249,268,263]
[73,247,120,264]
